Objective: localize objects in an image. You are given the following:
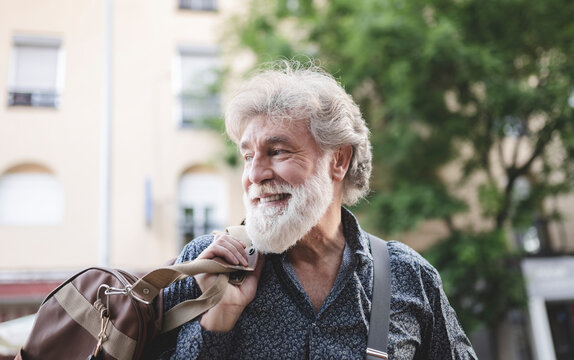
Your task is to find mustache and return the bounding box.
[247,181,294,199]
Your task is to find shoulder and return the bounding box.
[176,235,214,263]
[163,235,215,310]
[386,240,442,288]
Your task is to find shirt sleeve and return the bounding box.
[419,256,478,359]
[157,236,237,360]
[386,241,478,360]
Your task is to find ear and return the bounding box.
[331,145,353,182]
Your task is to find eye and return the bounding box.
[270,149,287,156]
[243,153,254,162]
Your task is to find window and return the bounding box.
[0,165,64,226]
[8,35,63,108]
[180,206,215,244]
[546,301,574,359]
[178,171,228,248]
[178,0,217,11]
[175,46,221,128]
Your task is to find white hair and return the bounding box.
[225,60,372,205]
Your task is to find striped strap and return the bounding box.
[54,282,137,360]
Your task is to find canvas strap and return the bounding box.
[129,226,257,332]
[366,234,391,359]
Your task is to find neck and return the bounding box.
[287,204,345,264]
[285,204,346,313]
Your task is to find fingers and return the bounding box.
[198,232,249,267]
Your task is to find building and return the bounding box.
[0,0,245,325]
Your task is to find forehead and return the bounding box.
[239,116,319,151]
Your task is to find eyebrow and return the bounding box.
[240,135,292,151]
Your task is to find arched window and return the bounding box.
[0,164,64,226]
[178,169,228,248]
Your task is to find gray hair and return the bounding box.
[225,60,372,206]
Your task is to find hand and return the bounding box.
[195,232,265,332]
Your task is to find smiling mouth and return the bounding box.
[258,193,290,204]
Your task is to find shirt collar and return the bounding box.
[341,207,373,262]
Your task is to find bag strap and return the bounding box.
[366,234,391,360]
[131,226,255,300]
[130,226,257,332]
[162,273,229,332]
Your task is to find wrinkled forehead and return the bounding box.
[238,115,323,154]
[237,115,309,144]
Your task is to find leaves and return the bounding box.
[229,0,574,335]
[364,183,466,235]
[425,230,527,331]
[478,181,503,218]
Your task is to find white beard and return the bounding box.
[243,155,334,254]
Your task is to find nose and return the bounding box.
[247,154,273,185]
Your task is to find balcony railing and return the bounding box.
[178,0,217,11]
[8,89,59,108]
[181,221,219,245]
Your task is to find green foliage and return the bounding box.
[230,0,574,336]
[205,113,242,167]
[478,181,503,218]
[222,138,241,167]
[425,230,527,331]
[365,183,466,235]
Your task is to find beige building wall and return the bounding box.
[0,0,245,275]
[0,0,105,270]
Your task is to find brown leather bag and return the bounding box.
[15,226,257,360]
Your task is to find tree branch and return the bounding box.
[517,123,555,175]
[495,121,557,228]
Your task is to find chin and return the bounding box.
[243,154,334,253]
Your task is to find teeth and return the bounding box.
[260,194,285,203]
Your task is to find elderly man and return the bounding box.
[155,61,477,359]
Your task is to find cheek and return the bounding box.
[274,163,311,186]
[241,170,250,191]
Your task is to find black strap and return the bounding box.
[366,234,391,359]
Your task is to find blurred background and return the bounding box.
[0,0,573,359]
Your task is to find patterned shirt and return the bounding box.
[157,209,477,359]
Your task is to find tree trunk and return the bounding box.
[490,322,501,360]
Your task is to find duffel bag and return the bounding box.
[15,226,257,360]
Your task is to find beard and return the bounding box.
[243,154,334,254]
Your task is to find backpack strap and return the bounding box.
[366,234,391,359]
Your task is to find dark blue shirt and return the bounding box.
[160,209,477,359]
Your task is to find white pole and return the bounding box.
[527,297,556,360]
[99,0,113,267]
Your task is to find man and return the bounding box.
[156,61,477,359]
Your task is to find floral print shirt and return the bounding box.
[157,209,477,359]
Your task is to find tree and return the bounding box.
[227,0,574,357]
